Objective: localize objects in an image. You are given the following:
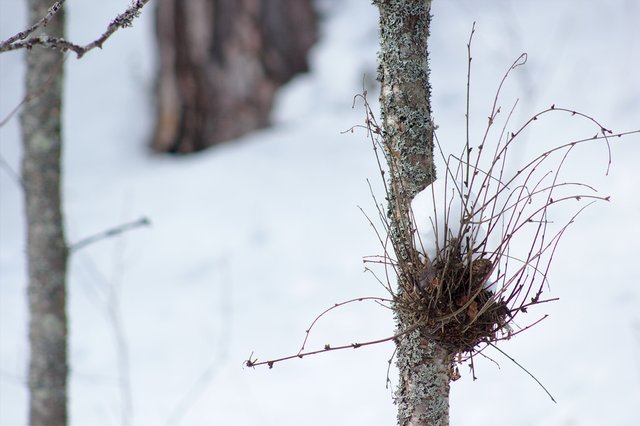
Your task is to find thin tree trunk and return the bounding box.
[152,0,316,153]
[20,1,68,424]
[374,1,452,425]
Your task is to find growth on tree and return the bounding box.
[246,15,639,425]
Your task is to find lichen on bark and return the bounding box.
[373,1,452,425]
[20,1,68,424]
[376,0,435,272]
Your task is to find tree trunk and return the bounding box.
[374,1,452,425]
[20,1,68,424]
[152,0,317,153]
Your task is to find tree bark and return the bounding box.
[20,1,68,424]
[374,1,452,425]
[152,0,317,153]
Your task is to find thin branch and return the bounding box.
[464,22,476,186]
[385,347,397,390]
[247,318,437,369]
[297,297,393,354]
[0,153,24,188]
[165,257,233,426]
[0,0,65,47]
[69,217,150,253]
[108,225,134,425]
[247,334,397,369]
[0,56,66,128]
[0,0,152,58]
[487,342,556,403]
[1,0,152,129]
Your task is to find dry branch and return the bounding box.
[0,0,151,58]
[69,217,151,253]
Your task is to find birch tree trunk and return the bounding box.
[152,0,316,153]
[374,1,452,424]
[20,1,68,424]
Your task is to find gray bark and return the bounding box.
[20,1,68,424]
[152,0,317,153]
[374,1,452,425]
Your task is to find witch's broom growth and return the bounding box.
[246,25,638,403]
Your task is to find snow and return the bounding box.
[411,178,501,293]
[411,178,486,263]
[1,1,640,425]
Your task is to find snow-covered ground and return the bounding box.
[1,1,639,425]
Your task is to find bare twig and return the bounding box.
[0,56,65,128]
[1,0,152,129]
[0,153,24,188]
[69,217,150,253]
[247,336,393,369]
[464,22,476,186]
[0,0,152,58]
[488,342,556,403]
[0,0,65,47]
[385,347,397,390]
[248,327,408,370]
[108,222,134,425]
[247,314,443,370]
[166,257,233,426]
[297,297,393,355]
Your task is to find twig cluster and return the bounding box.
[353,27,638,385]
[245,27,639,395]
[0,0,151,58]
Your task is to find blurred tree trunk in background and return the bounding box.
[152,0,317,153]
[20,1,68,424]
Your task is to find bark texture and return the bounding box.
[20,1,68,425]
[374,1,452,425]
[152,0,317,153]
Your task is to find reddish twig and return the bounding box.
[297,297,393,354]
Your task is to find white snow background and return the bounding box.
[1,0,639,425]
